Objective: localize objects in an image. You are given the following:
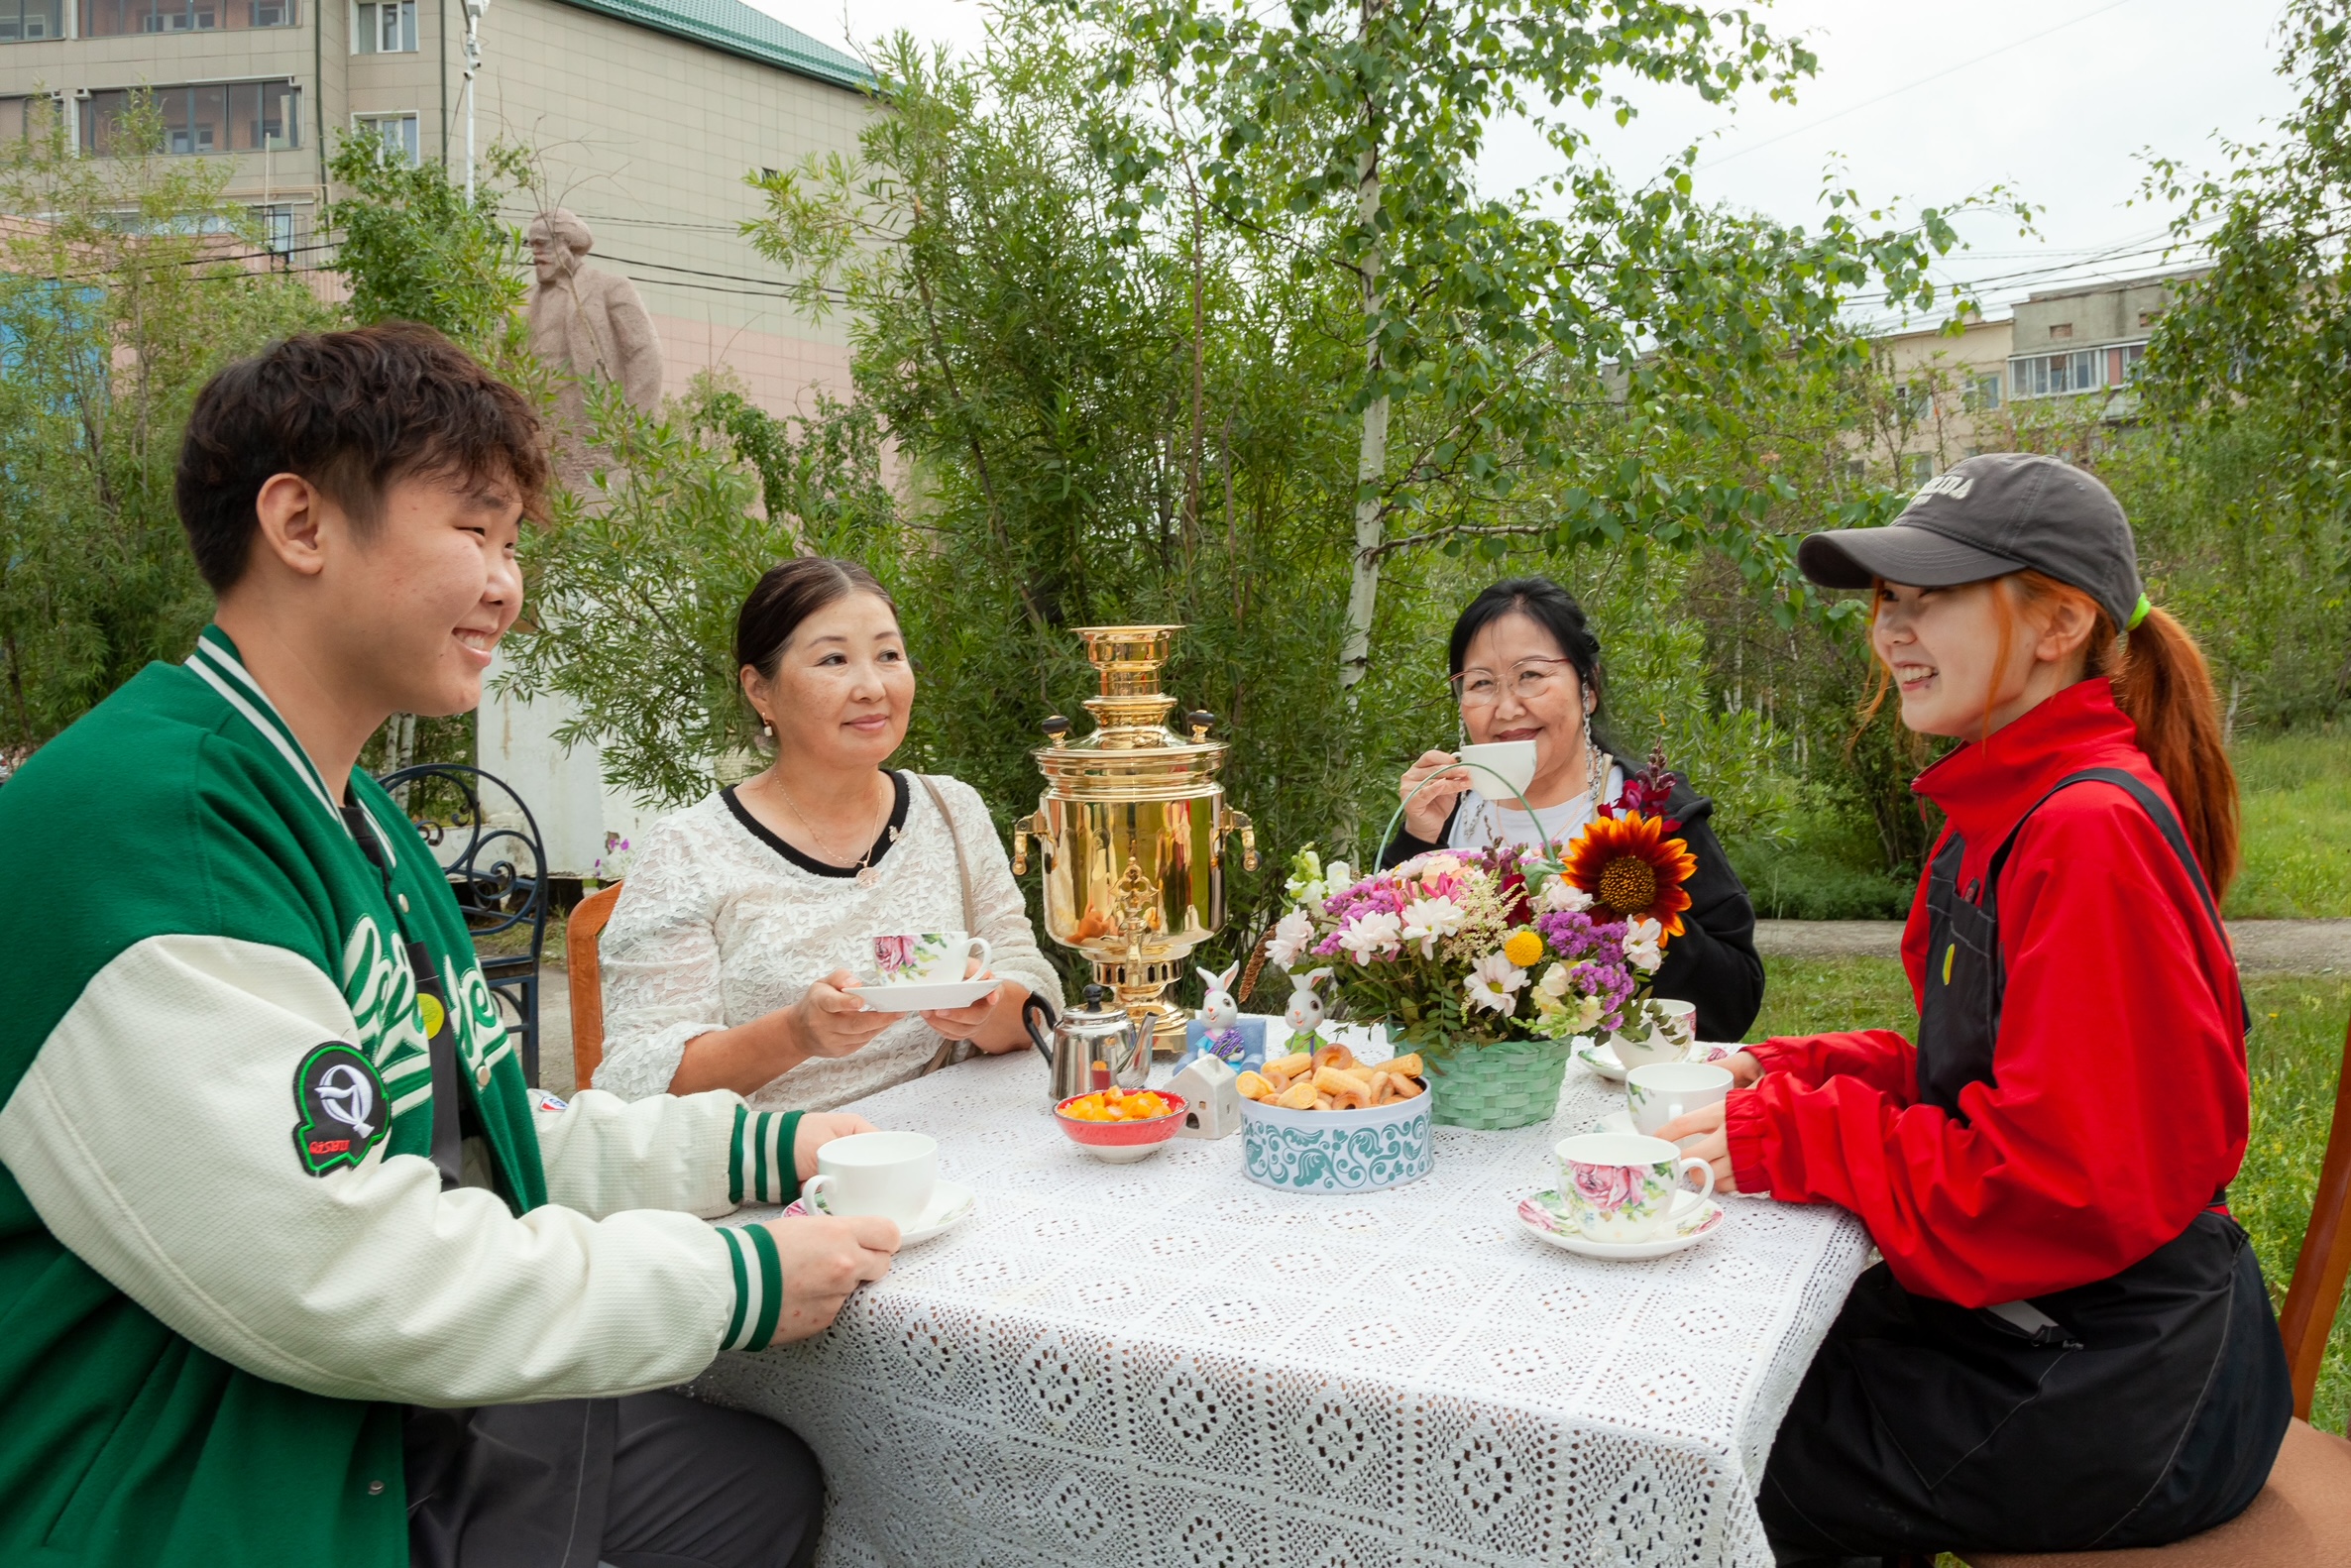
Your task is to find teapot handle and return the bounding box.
[1023,993,1059,1065]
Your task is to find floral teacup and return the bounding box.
[1610,998,1699,1072]
[867,931,991,986]
[1552,1131,1717,1244]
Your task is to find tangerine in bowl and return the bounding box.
[1054,1085,1187,1164]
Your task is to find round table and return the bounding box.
[695,1023,1869,1568]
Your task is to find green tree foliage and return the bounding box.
[323,131,530,360]
[2133,0,2351,719]
[740,17,1381,950]
[0,94,334,754]
[1082,0,2007,688]
[495,383,809,805]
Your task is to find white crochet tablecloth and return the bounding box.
[693,1023,1871,1568]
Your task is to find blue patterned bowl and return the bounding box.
[1238,1091,1433,1193]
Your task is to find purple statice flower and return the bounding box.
[1529,909,1641,1032]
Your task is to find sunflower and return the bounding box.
[1561,812,1699,938]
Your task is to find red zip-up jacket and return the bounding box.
[1723,680,2247,1307]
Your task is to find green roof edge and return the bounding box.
[550,0,875,91]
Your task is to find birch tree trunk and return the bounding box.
[1339,6,1387,692]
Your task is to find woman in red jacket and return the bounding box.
[1659,453,2292,1561]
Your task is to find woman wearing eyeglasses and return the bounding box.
[1380,577,1765,1041]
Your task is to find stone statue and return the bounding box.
[526,207,663,483]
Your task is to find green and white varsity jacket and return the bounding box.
[0,626,803,1568]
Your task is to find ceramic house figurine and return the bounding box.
[1168,1053,1242,1140]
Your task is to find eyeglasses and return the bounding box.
[1449,657,1572,709]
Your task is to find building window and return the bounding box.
[252,202,296,253]
[2010,349,2103,399]
[1893,382,1931,421]
[1898,453,1934,486]
[83,0,299,33]
[81,82,301,156]
[2112,342,2148,385]
[352,111,419,162]
[354,0,416,52]
[1965,372,2003,411]
[0,0,61,42]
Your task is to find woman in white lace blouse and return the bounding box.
[594,558,1063,1111]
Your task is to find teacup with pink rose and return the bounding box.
[1551,1131,1717,1244]
[865,931,991,988]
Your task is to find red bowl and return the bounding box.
[1054,1091,1187,1163]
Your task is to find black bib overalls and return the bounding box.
[1756,770,2292,1558]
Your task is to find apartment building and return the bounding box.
[1863,269,2205,485]
[0,0,875,412]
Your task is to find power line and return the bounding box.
[1696,0,2144,171]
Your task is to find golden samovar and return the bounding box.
[1010,625,1256,1055]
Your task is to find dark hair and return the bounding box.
[734,556,898,678]
[175,322,549,593]
[1448,575,1607,715]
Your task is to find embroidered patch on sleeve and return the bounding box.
[292,1042,392,1176]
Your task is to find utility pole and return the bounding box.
[463,0,490,202]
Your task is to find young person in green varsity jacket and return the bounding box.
[0,324,900,1568]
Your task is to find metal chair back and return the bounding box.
[376,761,549,1085]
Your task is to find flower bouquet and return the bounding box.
[1268,751,1699,1129]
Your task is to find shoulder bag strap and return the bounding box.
[913,773,978,1075]
[1984,766,2248,1034]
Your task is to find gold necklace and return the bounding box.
[770,771,895,887]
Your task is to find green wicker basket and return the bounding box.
[1417,1034,1573,1130]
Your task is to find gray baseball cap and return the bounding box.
[1797,452,2148,629]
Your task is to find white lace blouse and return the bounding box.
[592,771,1064,1112]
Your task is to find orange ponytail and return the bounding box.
[2005,572,2240,901]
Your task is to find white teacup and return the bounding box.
[801,1130,937,1225]
[1626,1061,1734,1139]
[1554,1131,1717,1244]
[1457,739,1539,802]
[868,931,991,987]
[1612,998,1699,1072]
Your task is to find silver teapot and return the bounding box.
[1024,984,1149,1105]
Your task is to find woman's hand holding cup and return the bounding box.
[789,969,896,1059]
[1653,1099,1739,1193]
[1399,749,1474,840]
[922,956,1007,1046]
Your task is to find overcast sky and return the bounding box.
[761,0,2301,327]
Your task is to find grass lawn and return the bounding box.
[1748,954,2351,1434]
[2226,728,2351,919]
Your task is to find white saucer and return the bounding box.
[1514,1191,1727,1260]
[1574,1037,1734,1083]
[1571,1036,1626,1082]
[1594,1107,1637,1136]
[849,978,1002,1014]
[785,1178,975,1245]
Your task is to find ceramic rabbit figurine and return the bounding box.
[1283,966,1334,1047]
[1195,962,1244,1064]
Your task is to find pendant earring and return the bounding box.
[762,721,773,738]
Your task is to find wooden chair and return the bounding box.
[565,881,623,1091]
[1968,1009,2351,1568]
